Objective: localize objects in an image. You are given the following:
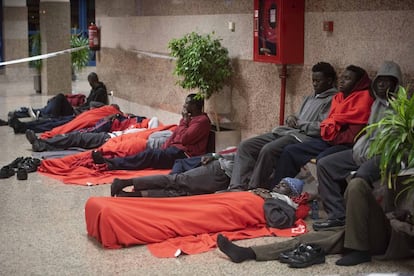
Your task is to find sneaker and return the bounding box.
[285,244,325,268]
[16,168,28,180]
[279,244,308,263]
[28,106,38,119]
[25,129,38,144]
[0,166,15,179]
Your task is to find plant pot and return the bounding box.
[34,74,41,93]
[207,124,240,153]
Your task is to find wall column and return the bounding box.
[39,0,71,95]
[2,0,30,80]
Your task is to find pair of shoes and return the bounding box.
[312,218,345,231]
[279,244,309,263]
[282,244,326,268]
[25,129,38,144]
[17,157,41,173]
[0,166,15,178]
[16,168,28,180]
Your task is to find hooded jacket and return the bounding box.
[352,61,405,165]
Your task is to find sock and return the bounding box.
[111,178,133,196]
[92,150,106,164]
[117,190,142,197]
[217,234,256,263]
[335,250,371,266]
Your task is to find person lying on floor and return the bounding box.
[90,93,211,171]
[85,176,310,251]
[25,116,159,152]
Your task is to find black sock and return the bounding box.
[92,150,106,164]
[117,190,142,197]
[111,178,133,197]
[335,250,371,266]
[217,234,256,263]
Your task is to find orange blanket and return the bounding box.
[38,124,177,185]
[40,105,122,139]
[84,192,307,257]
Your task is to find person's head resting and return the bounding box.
[184,93,204,116]
[272,177,305,197]
[372,61,402,100]
[87,72,99,88]
[311,62,337,95]
[338,65,370,97]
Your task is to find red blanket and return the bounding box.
[84,192,308,257]
[40,105,122,139]
[38,124,177,185]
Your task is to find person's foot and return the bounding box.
[9,117,26,134]
[92,150,107,164]
[312,218,345,231]
[335,250,371,266]
[25,129,38,144]
[32,139,49,152]
[111,178,133,197]
[216,234,256,263]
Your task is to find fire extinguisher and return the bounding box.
[88,23,100,51]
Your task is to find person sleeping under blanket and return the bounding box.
[84,177,310,257]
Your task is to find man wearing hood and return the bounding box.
[314,61,410,265]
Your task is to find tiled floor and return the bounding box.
[0,71,413,275]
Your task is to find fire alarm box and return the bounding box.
[254,0,304,64]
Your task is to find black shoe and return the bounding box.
[279,244,308,263]
[312,218,345,231]
[0,166,15,179]
[9,117,27,134]
[5,157,24,170]
[18,157,41,173]
[25,129,38,144]
[32,139,50,152]
[0,118,8,126]
[16,168,28,180]
[285,244,326,268]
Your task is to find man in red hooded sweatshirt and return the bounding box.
[266,65,374,189]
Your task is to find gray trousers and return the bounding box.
[316,149,381,220]
[229,133,299,190]
[43,132,110,150]
[131,160,230,197]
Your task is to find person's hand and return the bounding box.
[285,115,298,128]
[201,155,214,165]
[182,107,191,121]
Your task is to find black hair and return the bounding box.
[345,65,366,82]
[186,93,204,111]
[312,62,337,83]
[88,72,99,82]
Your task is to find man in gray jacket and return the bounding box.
[229,62,337,190]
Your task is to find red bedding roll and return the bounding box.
[85,192,307,257]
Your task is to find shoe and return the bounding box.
[16,168,28,180]
[32,140,50,152]
[285,244,326,268]
[9,117,26,134]
[28,106,38,119]
[0,118,8,126]
[312,218,345,231]
[111,178,133,197]
[0,166,15,179]
[5,157,24,170]
[279,244,308,263]
[25,129,38,144]
[18,157,41,173]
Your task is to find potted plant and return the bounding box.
[70,34,90,80]
[363,87,414,203]
[29,32,42,93]
[169,32,238,151]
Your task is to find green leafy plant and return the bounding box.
[363,87,414,201]
[29,32,42,73]
[70,34,89,72]
[168,32,232,99]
